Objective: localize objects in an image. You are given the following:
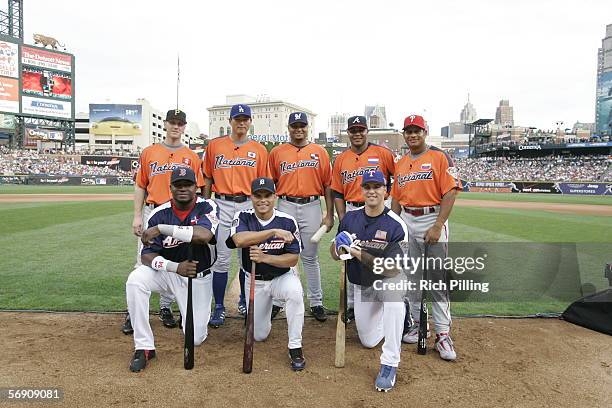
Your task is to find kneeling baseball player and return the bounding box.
[330,170,409,392]
[226,177,306,371]
[126,167,219,372]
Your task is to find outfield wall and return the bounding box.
[0,175,134,186]
[461,181,612,195]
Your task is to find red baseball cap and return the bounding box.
[402,114,427,131]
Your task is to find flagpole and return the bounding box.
[176,54,180,109]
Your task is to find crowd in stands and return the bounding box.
[0,147,131,177]
[455,156,612,182]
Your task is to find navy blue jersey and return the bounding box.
[226,209,301,280]
[142,197,219,276]
[338,207,408,286]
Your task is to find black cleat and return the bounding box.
[342,307,355,324]
[289,348,306,371]
[159,307,178,328]
[121,313,133,335]
[310,305,328,322]
[271,305,282,321]
[129,349,156,372]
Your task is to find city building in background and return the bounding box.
[595,23,612,137]
[495,99,514,127]
[74,98,201,154]
[460,95,478,124]
[329,113,348,141]
[207,94,316,142]
[364,105,388,129]
[442,96,478,138]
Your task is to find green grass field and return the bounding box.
[1,187,610,315]
[0,185,133,194]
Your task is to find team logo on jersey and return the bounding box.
[310,153,319,160]
[247,151,256,159]
[447,166,460,180]
[190,215,199,225]
[183,157,192,166]
[259,239,285,250]
[231,218,239,228]
[352,239,388,250]
[396,171,433,187]
[279,160,319,175]
[367,157,379,164]
[214,154,257,169]
[340,166,378,184]
[149,162,186,176]
[162,236,182,248]
[421,163,432,170]
[375,230,387,240]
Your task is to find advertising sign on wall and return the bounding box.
[89,104,142,136]
[21,46,72,73]
[22,96,72,119]
[0,77,19,113]
[22,66,72,100]
[0,40,18,78]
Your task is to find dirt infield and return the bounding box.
[0,312,609,408]
[1,193,610,216]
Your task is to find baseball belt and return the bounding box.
[403,206,438,217]
[346,201,365,207]
[216,193,248,203]
[280,195,320,204]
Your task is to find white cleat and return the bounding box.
[402,323,430,344]
[435,333,457,361]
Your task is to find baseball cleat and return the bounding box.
[271,305,282,321]
[129,349,156,372]
[435,333,457,361]
[310,305,328,322]
[159,307,178,328]
[375,364,397,392]
[121,312,134,335]
[288,348,306,371]
[402,322,430,344]
[208,305,226,328]
[237,299,247,318]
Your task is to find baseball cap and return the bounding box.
[347,115,368,130]
[230,104,252,119]
[165,109,187,124]
[171,166,196,184]
[288,112,308,126]
[402,114,427,131]
[361,169,386,186]
[251,177,276,194]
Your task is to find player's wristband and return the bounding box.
[157,224,194,243]
[151,256,179,273]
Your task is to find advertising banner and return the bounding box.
[89,104,142,136]
[25,126,64,141]
[518,182,559,194]
[0,77,19,113]
[21,46,72,73]
[22,66,72,100]
[22,96,72,119]
[29,176,119,186]
[556,182,612,195]
[0,40,18,78]
[80,155,139,172]
[463,181,518,193]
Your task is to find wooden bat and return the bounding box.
[310,225,328,243]
[184,245,194,369]
[417,245,429,355]
[335,261,346,368]
[243,261,256,373]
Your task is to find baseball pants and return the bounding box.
[212,198,252,304]
[353,275,406,367]
[135,204,174,309]
[126,265,213,350]
[400,210,452,334]
[245,268,304,349]
[277,198,324,307]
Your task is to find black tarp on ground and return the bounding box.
[562,289,612,335]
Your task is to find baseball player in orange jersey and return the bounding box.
[390,114,461,361]
[268,112,334,322]
[331,115,395,320]
[203,104,271,327]
[122,109,205,335]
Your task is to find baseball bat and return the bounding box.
[335,261,346,368]
[417,245,429,355]
[310,225,328,243]
[184,245,195,369]
[243,261,256,373]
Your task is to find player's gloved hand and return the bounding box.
[249,246,268,264]
[335,231,355,260]
[273,229,295,243]
[141,226,162,245]
[176,260,199,278]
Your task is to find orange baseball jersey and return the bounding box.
[136,144,205,205]
[331,143,395,202]
[268,143,332,197]
[203,136,270,195]
[391,146,462,207]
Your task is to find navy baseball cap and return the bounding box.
[230,104,252,119]
[347,115,368,130]
[361,170,386,186]
[165,109,187,124]
[288,112,308,126]
[251,177,276,194]
[171,166,196,184]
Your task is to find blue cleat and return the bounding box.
[208,305,226,328]
[375,364,397,392]
[288,348,306,371]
